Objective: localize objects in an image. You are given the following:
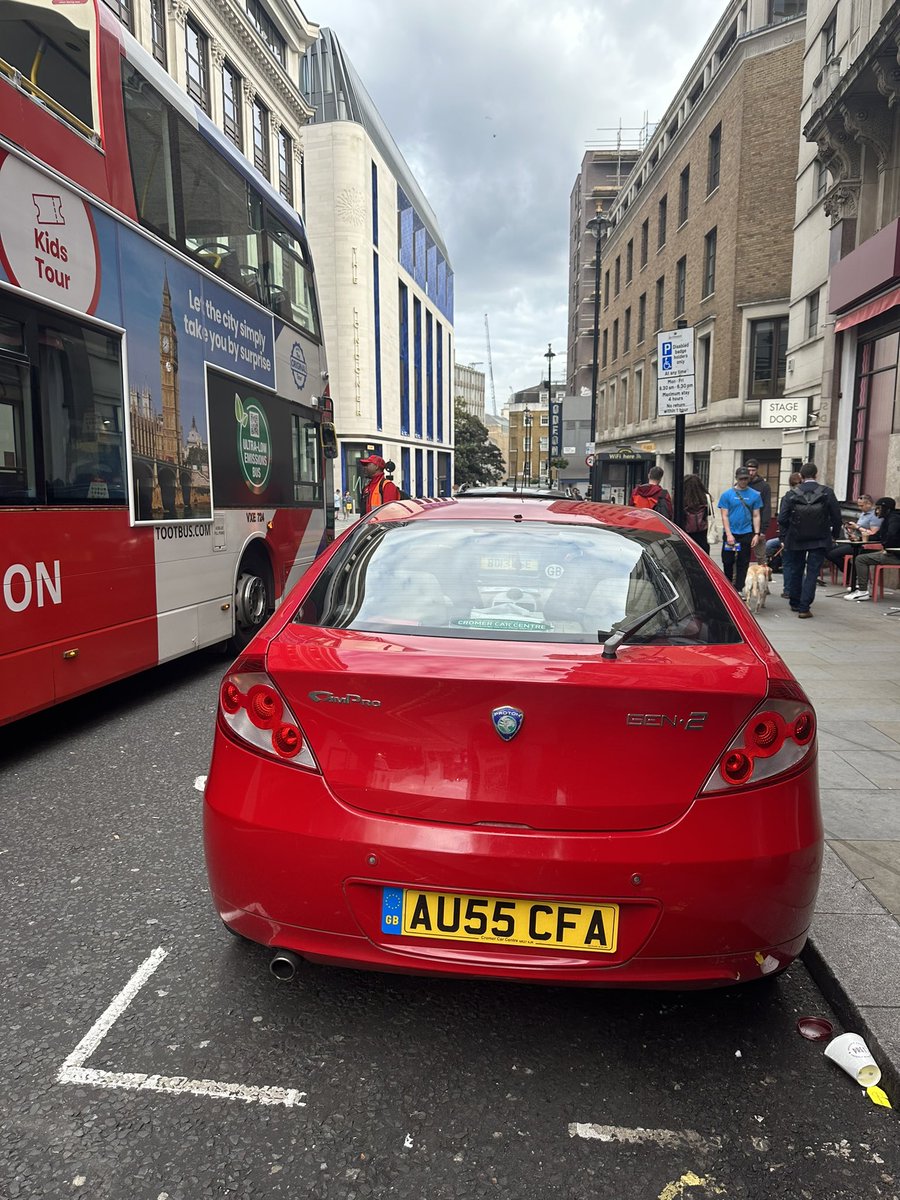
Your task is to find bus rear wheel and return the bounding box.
[232,560,272,650]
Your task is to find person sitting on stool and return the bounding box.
[846,497,900,601]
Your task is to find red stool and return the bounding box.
[872,561,900,601]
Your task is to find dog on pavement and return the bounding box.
[743,562,772,613]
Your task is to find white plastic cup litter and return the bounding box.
[823,1032,882,1087]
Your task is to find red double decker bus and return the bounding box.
[0,0,337,725]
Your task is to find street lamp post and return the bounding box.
[544,342,555,485]
[586,211,611,453]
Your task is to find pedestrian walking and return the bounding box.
[778,462,842,618]
[334,486,343,521]
[717,467,763,593]
[343,489,354,518]
[845,497,900,601]
[631,465,674,517]
[682,473,712,553]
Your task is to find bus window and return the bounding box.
[264,214,319,337]
[291,413,320,502]
[0,0,98,138]
[121,64,177,240]
[178,119,261,297]
[0,330,36,500]
[39,321,126,503]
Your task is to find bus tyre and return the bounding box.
[233,564,272,650]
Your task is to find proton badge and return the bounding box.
[492,706,524,742]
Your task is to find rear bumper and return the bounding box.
[204,733,823,988]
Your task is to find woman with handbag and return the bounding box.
[683,473,712,554]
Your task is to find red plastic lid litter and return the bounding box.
[797,1016,834,1041]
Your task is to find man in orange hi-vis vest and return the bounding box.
[359,454,401,513]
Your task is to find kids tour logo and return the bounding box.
[234,392,271,495]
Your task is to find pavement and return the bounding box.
[748,566,900,1105]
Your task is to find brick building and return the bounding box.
[589,0,805,509]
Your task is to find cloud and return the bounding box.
[312,0,725,402]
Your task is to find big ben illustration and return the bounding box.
[158,272,182,464]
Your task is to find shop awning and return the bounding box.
[834,285,900,332]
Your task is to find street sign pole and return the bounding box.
[673,318,688,527]
[657,321,696,529]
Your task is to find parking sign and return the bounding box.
[656,328,696,416]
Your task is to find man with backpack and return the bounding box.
[718,466,763,593]
[358,454,402,513]
[778,462,842,618]
[631,466,673,517]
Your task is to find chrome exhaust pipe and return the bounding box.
[269,949,301,982]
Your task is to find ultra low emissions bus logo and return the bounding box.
[234,393,271,495]
[492,706,524,742]
[289,342,308,390]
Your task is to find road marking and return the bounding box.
[57,947,307,1108]
[568,1123,722,1152]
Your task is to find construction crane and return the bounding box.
[484,314,497,416]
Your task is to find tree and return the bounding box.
[453,398,505,486]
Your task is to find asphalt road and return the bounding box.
[0,652,898,1200]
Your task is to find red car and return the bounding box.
[204,493,822,988]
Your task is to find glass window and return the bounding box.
[675,257,686,316]
[222,62,242,150]
[150,0,167,66]
[614,256,621,296]
[815,157,829,200]
[602,329,608,368]
[626,239,633,283]
[822,15,836,61]
[295,519,741,646]
[263,213,319,336]
[769,0,806,21]
[292,414,320,502]
[698,334,712,410]
[246,0,286,66]
[658,195,667,248]
[121,64,177,241]
[748,317,788,399]
[39,320,126,504]
[179,121,262,296]
[640,219,649,267]
[637,293,646,344]
[708,124,722,193]
[703,228,717,297]
[612,319,619,361]
[655,276,665,332]
[0,319,35,501]
[253,99,270,178]
[2,0,97,135]
[679,165,690,225]
[278,129,293,204]
[101,0,133,32]
[806,289,820,340]
[185,19,209,113]
[624,307,631,353]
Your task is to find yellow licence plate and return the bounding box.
[380,888,619,953]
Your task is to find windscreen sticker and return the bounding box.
[452,618,552,632]
[545,563,565,579]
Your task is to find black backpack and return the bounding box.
[790,485,830,540]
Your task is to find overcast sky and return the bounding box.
[316,0,726,409]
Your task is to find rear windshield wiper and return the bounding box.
[600,580,680,660]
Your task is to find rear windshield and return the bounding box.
[295,519,742,646]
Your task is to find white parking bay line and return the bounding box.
[568,1123,722,1152]
[57,947,306,1109]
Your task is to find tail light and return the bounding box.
[701,678,816,795]
[217,655,319,771]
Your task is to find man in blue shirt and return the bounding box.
[717,467,762,593]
